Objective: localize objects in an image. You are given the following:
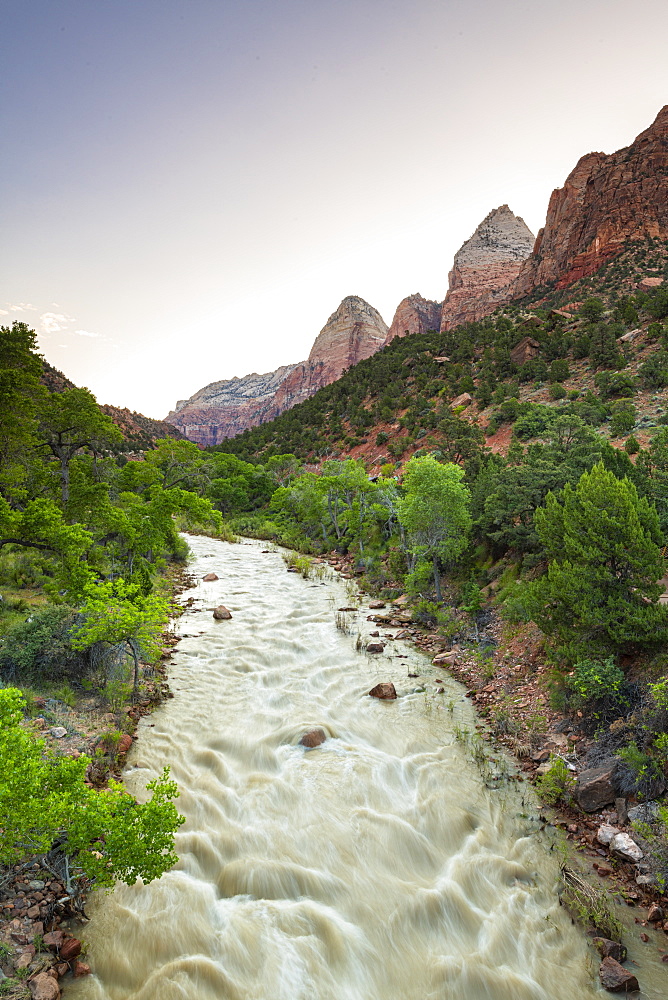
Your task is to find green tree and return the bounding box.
[0,687,183,886]
[37,387,123,505]
[397,456,471,599]
[0,322,45,498]
[522,463,668,661]
[71,580,170,697]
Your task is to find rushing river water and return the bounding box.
[68,535,606,1000]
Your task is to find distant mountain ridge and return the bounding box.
[166,296,389,445]
[165,105,668,446]
[41,361,183,450]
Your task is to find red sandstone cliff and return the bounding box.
[439,206,535,330]
[384,294,442,346]
[165,296,388,445]
[515,105,668,293]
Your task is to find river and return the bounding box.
[67,534,604,1000]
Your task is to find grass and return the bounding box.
[560,866,624,942]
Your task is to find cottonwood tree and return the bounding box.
[71,580,170,698]
[0,687,183,887]
[396,456,471,600]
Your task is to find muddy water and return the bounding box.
[68,535,604,1000]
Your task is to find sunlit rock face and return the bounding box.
[165,296,388,444]
[439,205,535,330]
[385,294,442,346]
[515,105,668,293]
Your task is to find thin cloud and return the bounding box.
[40,312,75,335]
[9,303,35,313]
[0,309,8,316]
[75,329,101,338]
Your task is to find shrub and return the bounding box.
[549,358,570,382]
[549,383,567,400]
[0,605,83,684]
[569,657,624,706]
[535,756,575,805]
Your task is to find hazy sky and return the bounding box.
[2,0,667,418]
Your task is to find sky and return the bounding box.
[2,0,668,419]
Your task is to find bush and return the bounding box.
[549,383,567,400]
[609,401,636,436]
[0,605,83,684]
[569,657,624,706]
[535,756,575,804]
[549,358,570,382]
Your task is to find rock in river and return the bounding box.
[213,605,232,620]
[369,682,397,700]
[299,728,327,748]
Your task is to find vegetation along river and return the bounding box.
[68,534,604,1000]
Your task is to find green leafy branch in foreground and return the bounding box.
[0,688,184,888]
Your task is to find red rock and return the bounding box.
[639,276,664,290]
[368,601,386,609]
[202,572,219,581]
[28,973,61,999]
[451,392,473,409]
[384,294,442,346]
[212,605,232,620]
[73,960,91,977]
[26,904,40,919]
[299,728,327,748]
[54,963,69,978]
[117,734,133,754]
[43,932,64,952]
[432,652,456,667]
[575,763,618,812]
[640,932,649,943]
[366,642,385,653]
[516,105,668,294]
[368,682,397,700]
[59,937,81,962]
[440,206,535,330]
[16,950,33,969]
[599,957,639,993]
[593,938,627,963]
[648,903,664,922]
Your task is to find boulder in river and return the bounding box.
[368,600,386,609]
[202,572,219,582]
[213,605,232,620]
[598,956,639,993]
[299,728,327,748]
[366,641,385,653]
[369,682,397,700]
[59,937,82,962]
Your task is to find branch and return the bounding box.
[0,537,56,552]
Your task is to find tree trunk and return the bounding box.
[128,639,140,700]
[433,555,442,602]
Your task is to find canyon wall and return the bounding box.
[515,105,668,293]
[165,296,388,445]
[439,205,535,330]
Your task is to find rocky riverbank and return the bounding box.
[0,565,195,998]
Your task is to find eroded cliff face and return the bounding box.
[439,205,535,330]
[164,365,297,446]
[515,105,668,293]
[165,297,388,444]
[385,294,442,346]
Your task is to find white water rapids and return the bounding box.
[67,534,604,1000]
